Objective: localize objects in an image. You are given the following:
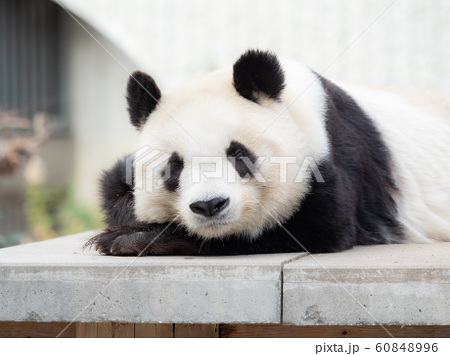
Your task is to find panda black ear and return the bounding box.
[126,71,162,129]
[233,49,285,103]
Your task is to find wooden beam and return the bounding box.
[97,322,135,338]
[2,322,450,338]
[174,324,219,338]
[75,323,98,337]
[0,321,75,338]
[135,323,173,338]
[219,324,450,338]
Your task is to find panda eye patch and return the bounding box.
[162,152,184,192]
[226,141,256,178]
[230,148,243,159]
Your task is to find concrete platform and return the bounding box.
[283,243,450,325]
[0,231,303,324]
[0,231,449,325]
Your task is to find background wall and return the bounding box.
[58,0,450,207]
[61,17,139,205]
[59,0,450,93]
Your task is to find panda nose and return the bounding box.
[189,198,230,217]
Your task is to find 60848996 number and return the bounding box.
[375,343,438,352]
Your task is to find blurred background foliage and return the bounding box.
[0,182,102,248]
[25,182,103,242]
[0,108,103,248]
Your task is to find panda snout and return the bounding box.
[189,197,230,217]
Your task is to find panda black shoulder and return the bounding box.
[300,74,404,248]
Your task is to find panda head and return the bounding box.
[127,50,314,239]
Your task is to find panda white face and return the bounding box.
[130,51,321,239]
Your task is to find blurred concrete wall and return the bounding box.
[56,0,450,206]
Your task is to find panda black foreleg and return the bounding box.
[87,220,306,256]
[86,223,205,256]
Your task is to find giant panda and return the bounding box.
[87,49,450,256]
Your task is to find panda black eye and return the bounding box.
[162,152,184,192]
[231,149,244,159]
[226,140,257,179]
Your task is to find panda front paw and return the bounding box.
[85,224,201,256]
[86,226,150,256]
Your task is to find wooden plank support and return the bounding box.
[135,323,173,338]
[75,323,98,338]
[0,321,76,338]
[219,324,450,338]
[174,324,219,338]
[2,322,450,338]
[97,322,135,338]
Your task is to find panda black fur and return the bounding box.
[88,49,450,256]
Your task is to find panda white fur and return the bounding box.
[88,49,450,256]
